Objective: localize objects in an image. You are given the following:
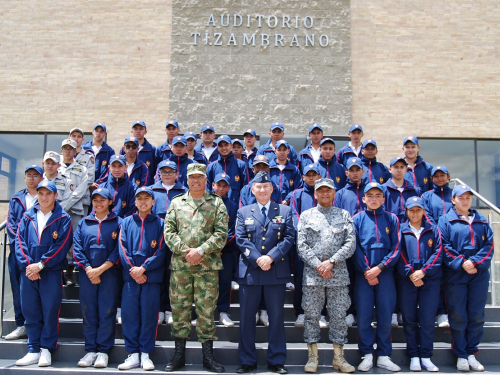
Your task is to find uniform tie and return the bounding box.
[261,206,267,224]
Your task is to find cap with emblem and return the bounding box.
[431,165,449,176]
[124,136,139,147]
[253,155,270,166]
[232,138,244,147]
[216,135,232,145]
[320,138,335,146]
[390,156,407,167]
[364,182,384,194]
[172,136,187,146]
[135,186,154,198]
[69,127,84,136]
[25,164,43,175]
[404,135,419,145]
[452,184,472,197]
[93,123,107,132]
[303,163,320,175]
[253,171,271,183]
[110,155,126,166]
[363,139,377,148]
[158,160,177,171]
[187,163,207,177]
[309,124,323,133]
[166,119,179,128]
[406,196,424,209]
[346,157,363,170]
[214,173,230,184]
[91,187,112,200]
[270,122,284,131]
[275,140,290,149]
[243,129,257,137]
[184,131,197,140]
[349,124,363,132]
[132,120,146,128]
[61,139,77,149]
[43,152,60,163]
[36,180,57,193]
[315,178,335,191]
[201,124,215,133]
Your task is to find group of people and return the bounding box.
[5,120,494,373]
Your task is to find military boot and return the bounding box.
[164,338,186,372]
[304,343,318,373]
[333,344,355,373]
[202,341,225,373]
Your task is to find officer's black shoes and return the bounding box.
[268,364,288,374]
[202,341,225,373]
[236,364,257,373]
[164,338,186,372]
[64,265,75,286]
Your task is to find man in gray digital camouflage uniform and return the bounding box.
[297,178,356,373]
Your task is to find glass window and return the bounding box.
[477,140,500,207]
[46,133,69,154]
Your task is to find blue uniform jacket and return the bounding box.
[396,220,443,279]
[256,140,298,166]
[361,156,391,185]
[404,156,433,193]
[119,213,166,283]
[285,184,317,227]
[155,141,172,164]
[298,144,318,173]
[83,141,115,183]
[352,207,400,273]
[239,178,281,208]
[15,201,73,271]
[127,159,149,190]
[337,143,363,167]
[222,195,238,252]
[98,175,136,218]
[421,184,453,225]
[236,202,294,285]
[156,153,197,188]
[194,142,219,164]
[120,138,157,185]
[334,180,367,217]
[269,159,303,204]
[206,153,249,204]
[7,189,31,245]
[192,151,208,166]
[437,207,494,272]
[244,147,258,175]
[151,180,188,219]
[316,158,347,191]
[73,212,122,270]
[383,179,420,223]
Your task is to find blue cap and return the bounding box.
[275,140,290,149]
[349,124,363,132]
[36,180,57,193]
[390,156,407,167]
[406,196,424,209]
[184,131,197,140]
[232,138,244,147]
[363,139,377,148]
[135,186,154,198]
[132,120,146,128]
[172,136,187,146]
[303,163,321,175]
[92,187,112,200]
[320,137,335,146]
[431,165,449,176]
[346,157,363,170]
[214,173,231,184]
[270,122,284,131]
[253,154,270,166]
[166,119,179,128]
[243,128,257,137]
[216,135,232,145]
[93,123,107,132]
[110,155,126,166]
[25,164,43,175]
[158,160,177,171]
[452,184,472,197]
[201,124,215,133]
[364,182,384,194]
[309,124,323,133]
[253,171,271,183]
[404,135,419,145]
[124,136,139,146]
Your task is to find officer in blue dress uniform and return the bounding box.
[235,171,295,374]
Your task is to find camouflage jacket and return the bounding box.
[297,205,356,286]
[164,190,228,271]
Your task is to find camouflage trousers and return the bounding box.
[170,270,219,343]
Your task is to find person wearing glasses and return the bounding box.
[123,136,149,190]
[160,136,197,188]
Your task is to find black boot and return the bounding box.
[65,264,75,286]
[164,338,186,372]
[202,341,225,373]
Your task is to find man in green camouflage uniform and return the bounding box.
[164,163,228,373]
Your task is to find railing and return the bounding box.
[0,220,7,338]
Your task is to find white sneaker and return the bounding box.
[94,352,109,368]
[259,310,269,326]
[436,314,449,328]
[410,357,421,371]
[286,282,295,291]
[158,311,165,324]
[38,348,52,367]
[457,357,469,372]
[5,326,28,340]
[78,352,97,367]
[118,353,140,370]
[467,355,484,371]
[141,353,155,371]
[16,352,40,366]
[219,312,235,327]
[191,319,197,326]
[165,311,173,325]
[391,313,399,327]
[345,314,356,327]
[377,356,401,372]
[421,358,439,372]
[358,353,373,372]
[231,281,240,290]
[294,314,305,328]
[319,315,329,328]
[116,308,122,324]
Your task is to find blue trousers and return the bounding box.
[217,250,238,312]
[355,271,396,356]
[122,282,160,354]
[291,246,304,316]
[444,269,489,358]
[399,276,440,358]
[20,270,63,353]
[239,284,287,366]
[346,257,356,316]
[159,247,172,312]
[8,247,24,327]
[79,266,121,353]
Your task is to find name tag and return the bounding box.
[244,218,254,225]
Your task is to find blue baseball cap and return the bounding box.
[184,131,197,140]
[346,157,363,170]
[243,128,257,137]
[431,165,449,176]
[201,124,215,133]
[303,163,321,175]
[349,124,363,132]
[93,123,107,132]
[390,156,407,167]
[363,139,377,148]
[124,136,139,146]
[25,164,43,175]
[132,120,146,128]
[253,171,271,183]
[36,180,57,193]
[172,136,187,146]
[216,135,232,145]
[214,173,231,184]
[110,155,126,166]
[309,124,323,133]
[232,138,244,147]
[135,186,154,198]
[166,119,179,128]
[158,160,177,171]
[275,140,290,149]
[270,122,284,131]
[364,182,384,194]
[253,154,270,166]
[404,135,419,145]
[452,184,472,197]
[406,196,425,209]
[92,187,112,200]
[320,137,335,146]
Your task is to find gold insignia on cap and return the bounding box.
[355,125,359,128]
[97,188,102,192]
[308,164,313,167]
[353,158,357,162]
[177,137,181,140]
[42,181,49,186]
[222,173,226,177]
[130,137,135,141]
[50,152,54,156]
[462,185,467,188]
[371,182,377,187]
[413,197,418,201]
[408,136,413,140]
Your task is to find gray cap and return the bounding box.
[43,151,60,163]
[61,139,77,149]
[314,178,335,191]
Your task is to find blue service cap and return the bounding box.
[132,120,146,128]
[201,124,215,133]
[253,171,271,183]
[124,136,139,146]
[25,164,43,175]
[309,124,323,133]
[232,138,244,147]
[36,180,57,193]
[91,187,112,200]
[270,122,284,131]
[243,128,257,137]
[363,139,377,148]
[346,157,363,170]
[135,186,154,198]
[275,140,290,149]
[110,155,126,166]
[406,196,425,209]
[364,182,384,194]
[452,184,472,197]
[172,136,187,146]
[184,131,197,140]
[431,165,449,176]
[216,135,232,145]
[253,154,270,166]
[303,163,321,175]
[390,156,407,167]
[349,124,363,132]
[166,119,179,128]
[158,160,177,171]
[404,135,419,145]
[214,173,231,184]
[320,137,336,146]
[93,123,107,132]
